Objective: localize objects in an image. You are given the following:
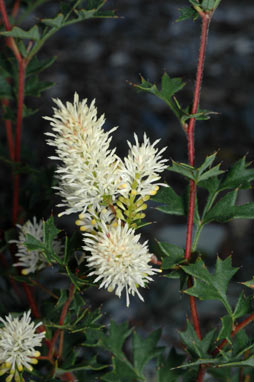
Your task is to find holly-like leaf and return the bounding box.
[133,74,186,124]
[0,25,40,41]
[41,13,65,28]
[25,75,54,97]
[233,292,252,320]
[99,321,133,360]
[26,56,56,77]
[179,320,216,358]
[203,190,238,223]
[157,348,185,382]
[217,315,232,342]
[152,185,185,216]
[167,161,196,181]
[101,357,139,382]
[182,257,239,315]
[220,157,254,190]
[157,241,185,270]
[176,7,199,22]
[133,329,163,376]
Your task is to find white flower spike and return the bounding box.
[45,93,122,216]
[11,217,61,275]
[0,310,45,381]
[83,220,161,307]
[121,132,168,197]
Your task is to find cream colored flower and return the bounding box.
[120,133,168,197]
[83,220,161,306]
[45,93,122,216]
[0,311,45,381]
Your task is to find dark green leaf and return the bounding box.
[57,356,108,372]
[101,357,139,382]
[218,355,254,368]
[157,348,185,382]
[233,292,252,320]
[0,25,40,41]
[41,13,65,28]
[25,75,54,97]
[24,233,44,252]
[203,190,238,223]
[133,329,163,376]
[152,185,185,216]
[167,160,196,181]
[157,241,185,270]
[179,320,216,358]
[99,321,133,360]
[133,74,186,125]
[220,157,254,190]
[27,56,56,76]
[182,257,238,314]
[0,76,12,99]
[176,7,199,22]
[217,315,232,342]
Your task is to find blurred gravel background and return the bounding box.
[2,1,254,377]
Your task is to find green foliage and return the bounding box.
[152,185,185,216]
[182,257,238,315]
[134,73,213,127]
[157,348,185,382]
[100,325,163,382]
[156,241,185,270]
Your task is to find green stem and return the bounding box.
[191,223,203,252]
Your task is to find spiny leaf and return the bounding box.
[233,292,253,320]
[133,74,186,125]
[101,357,139,382]
[133,329,163,376]
[99,321,133,360]
[217,315,232,342]
[182,257,239,315]
[27,56,56,76]
[157,348,185,382]
[241,277,254,289]
[41,13,65,28]
[220,157,254,190]
[0,25,40,41]
[167,161,196,181]
[176,7,199,22]
[179,320,216,358]
[152,185,185,216]
[203,190,238,223]
[157,241,185,270]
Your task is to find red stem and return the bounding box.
[13,59,26,224]
[11,0,20,17]
[48,284,75,360]
[212,313,254,356]
[2,99,15,160]
[23,283,41,319]
[0,0,11,30]
[184,13,212,382]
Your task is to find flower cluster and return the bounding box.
[46,93,167,305]
[0,311,45,382]
[11,217,62,275]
